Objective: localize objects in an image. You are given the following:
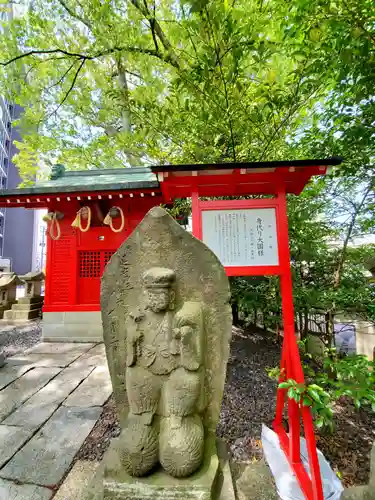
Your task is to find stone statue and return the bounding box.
[100,206,231,498]
[121,266,205,478]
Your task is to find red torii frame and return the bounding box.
[191,189,324,500]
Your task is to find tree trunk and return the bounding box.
[232,302,239,326]
[303,308,309,340]
[325,310,337,378]
[325,311,335,348]
[116,59,138,167]
[298,311,303,336]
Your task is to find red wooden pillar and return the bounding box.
[69,228,78,307]
[275,188,324,500]
[191,190,201,239]
[277,188,303,463]
[44,226,53,308]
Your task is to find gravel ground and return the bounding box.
[217,326,279,461]
[316,399,375,486]
[0,319,42,358]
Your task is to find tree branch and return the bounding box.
[144,0,159,52]
[128,0,180,68]
[111,69,145,82]
[333,182,373,288]
[1,49,89,66]
[46,60,78,91]
[1,45,177,68]
[56,0,92,31]
[47,58,85,118]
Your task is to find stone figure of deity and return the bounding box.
[100,207,232,498]
[119,267,205,478]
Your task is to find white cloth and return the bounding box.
[261,425,343,500]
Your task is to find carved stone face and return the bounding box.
[146,288,170,313]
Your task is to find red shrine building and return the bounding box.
[0,159,341,342]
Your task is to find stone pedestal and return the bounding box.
[3,296,44,322]
[0,272,22,318]
[42,311,103,342]
[106,435,218,499]
[0,303,15,319]
[85,436,237,500]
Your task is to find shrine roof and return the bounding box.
[0,167,158,197]
[150,157,343,173]
[0,157,343,207]
[151,157,343,198]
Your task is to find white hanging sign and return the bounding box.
[201,208,279,267]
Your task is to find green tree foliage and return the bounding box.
[1,3,374,328]
[0,0,331,181]
[283,0,375,166]
[1,0,374,330]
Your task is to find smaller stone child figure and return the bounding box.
[119,267,205,478]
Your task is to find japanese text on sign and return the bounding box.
[201,208,279,266]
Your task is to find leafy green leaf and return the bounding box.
[316,417,324,428]
[307,388,321,403]
[288,387,298,400]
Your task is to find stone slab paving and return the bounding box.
[72,343,107,367]
[0,342,110,499]
[0,406,102,487]
[5,402,60,432]
[0,367,60,421]
[6,352,85,368]
[0,478,52,500]
[3,364,94,429]
[0,425,34,468]
[24,342,95,355]
[64,365,112,407]
[0,365,34,390]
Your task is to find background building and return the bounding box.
[31,209,47,273]
[0,99,36,274]
[0,3,41,275]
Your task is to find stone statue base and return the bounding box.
[85,434,221,500]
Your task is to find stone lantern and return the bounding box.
[20,271,45,299]
[0,272,22,317]
[3,272,45,322]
